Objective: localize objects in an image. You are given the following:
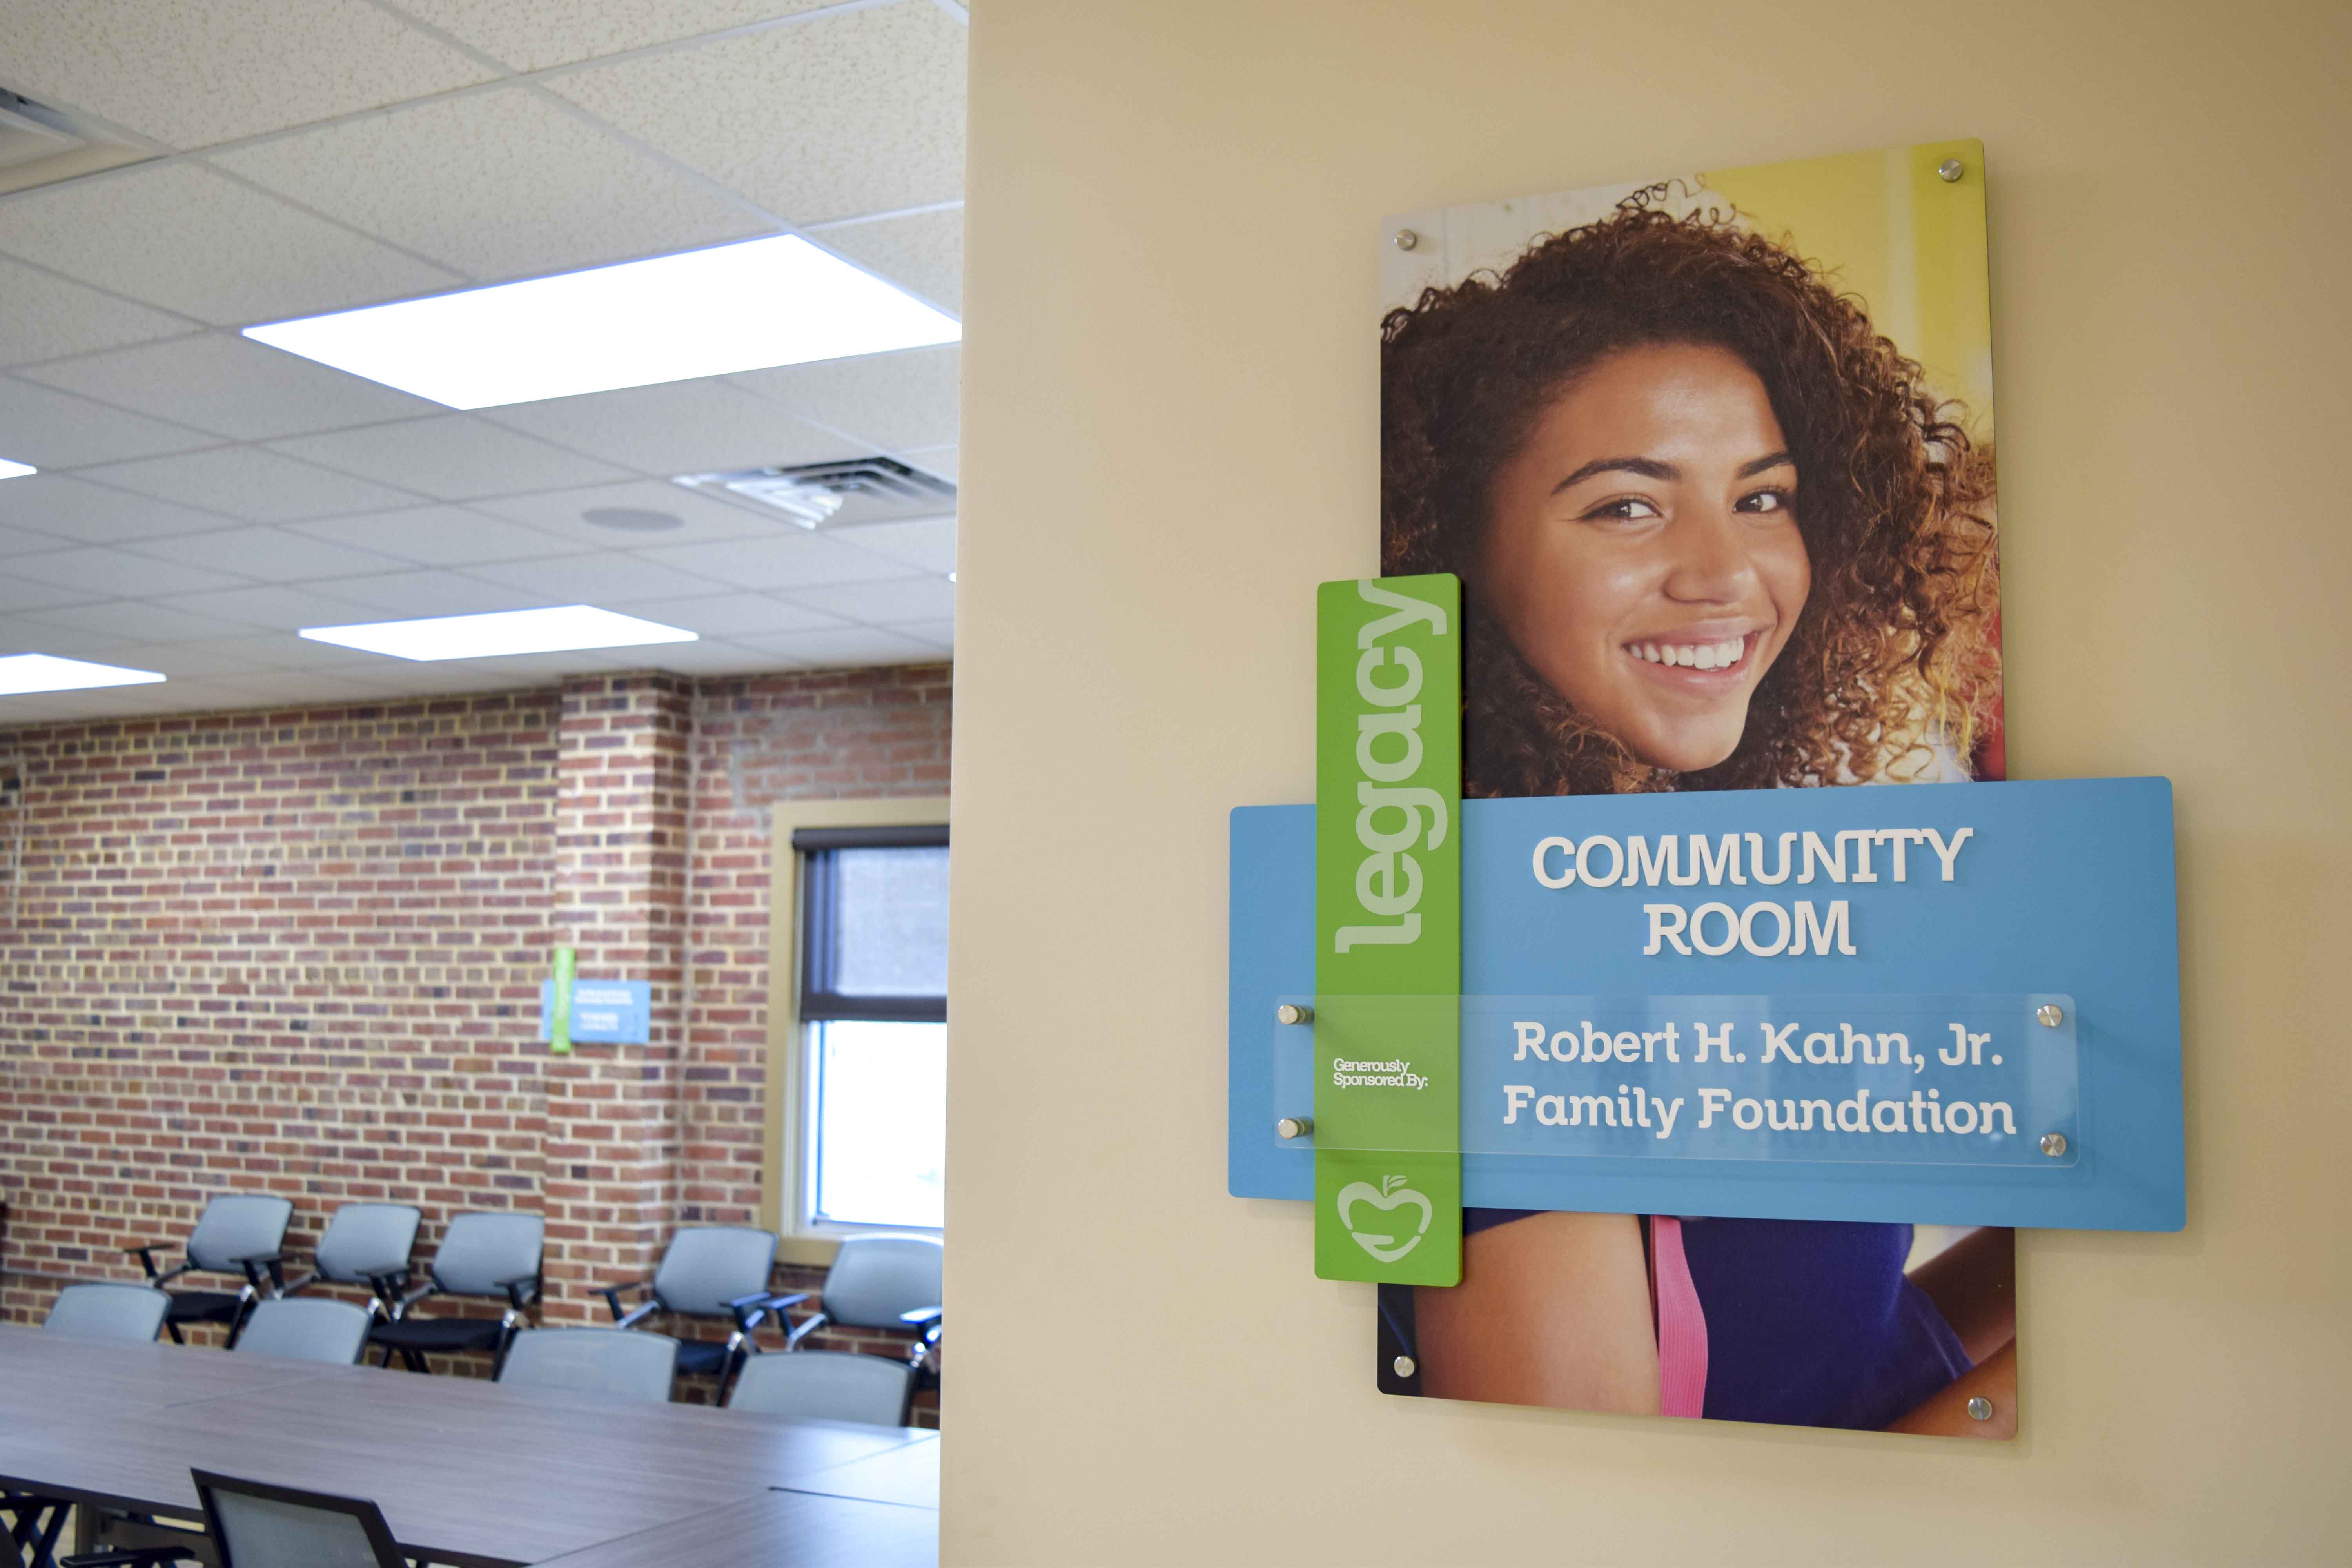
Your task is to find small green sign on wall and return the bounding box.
[1313,575,1462,1285]
[548,945,577,1056]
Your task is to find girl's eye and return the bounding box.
[1736,487,1794,516]
[1582,496,1663,523]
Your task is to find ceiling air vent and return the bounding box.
[672,457,955,530]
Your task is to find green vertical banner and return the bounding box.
[549,945,577,1056]
[1314,574,1461,1285]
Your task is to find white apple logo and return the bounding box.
[1335,1174,1433,1262]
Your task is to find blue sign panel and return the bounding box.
[1230,778,2183,1231]
[538,978,653,1045]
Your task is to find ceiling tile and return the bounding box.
[895,616,954,651]
[396,0,836,73]
[730,624,939,667]
[298,568,552,618]
[0,575,102,613]
[287,506,574,566]
[0,523,67,557]
[898,444,955,481]
[0,618,134,657]
[550,3,967,225]
[0,473,240,542]
[472,478,788,547]
[630,533,915,591]
[594,591,842,637]
[781,575,955,624]
[460,553,723,602]
[7,545,248,596]
[269,416,632,500]
[479,378,861,477]
[0,0,494,149]
[819,207,962,312]
[18,332,443,440]
[191,670,411,703]
[0,376,218,467]
[730,345,959,452]
[0,163,463,325]
[0,692,96,722]
[603,636,806,675]
[172,632,391,672]
[81,446,422,523]
[211,86,764,284]
[19,599,254,642]
[98,641,279,677]
[836,515,955,575]
[0,256,197,370]
[119,525,407,582]
[152,583,386,630]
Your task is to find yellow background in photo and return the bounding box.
[1705,138,1994,439]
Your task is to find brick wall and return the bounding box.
[0,663,951,1418]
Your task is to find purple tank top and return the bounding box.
[1461,1210,1969,1429]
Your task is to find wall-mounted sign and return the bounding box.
[1314,575,1462,1285]
[538,977,653,1046]
[1234,776,2181,1231]
[1224,139,2187,1438]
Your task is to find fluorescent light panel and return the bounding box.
[244,234,961,410]
[0,653,165,695]
[0,457,36,480]
[299,604,696,662]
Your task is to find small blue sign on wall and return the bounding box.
[1230,777,2185,1232]
[538,978,653,1045]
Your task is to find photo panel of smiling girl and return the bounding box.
[1374,148,2016,1437]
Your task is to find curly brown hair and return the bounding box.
[1381,191,2000,798]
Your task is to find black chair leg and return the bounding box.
[4,1493,69,1568]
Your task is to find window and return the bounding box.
[791,824,947,1234]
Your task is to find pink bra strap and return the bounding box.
[1650,1216,1709,1419]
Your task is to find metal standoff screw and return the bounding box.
[2036,1003,2064,1027]
[1393,228,1419,251]
[1276,1116,1313,1140]
[1967,1396,1994,1421]
[1392,1355,1417,1379]
[1938,158,1965,183]
[1275,1002,1313,1025]
[2041,1132,2068,1158]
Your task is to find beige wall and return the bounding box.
[946,2,2352,1560]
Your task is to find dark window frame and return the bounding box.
[795,824,948,1025]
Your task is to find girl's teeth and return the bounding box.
[1634,637,1746,670]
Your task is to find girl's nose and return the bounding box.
[1660,508,1762,604]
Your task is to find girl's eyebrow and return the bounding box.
[1548,449,1793,495]
[1550,456,1675,494]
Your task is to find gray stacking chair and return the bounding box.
[367,1210,543,1373]
[596,1226,782,1399]
[277,1203,421,1316]
[8,1288,172,1561]
[726,1348,916,1426]
[45,1283,170,1342]
[232,1298,372,1365]
[496,1327,679,1405]
[59,1470,406,1568]
[778,1234,943,1356]
[124,1194,295,1347]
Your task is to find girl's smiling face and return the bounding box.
[1475,341,1812,774]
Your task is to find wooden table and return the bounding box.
[531,1487,940,1568]
[780,1432,942,1510]
[0,1325,938,1567]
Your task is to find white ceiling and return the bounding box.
[0,0,967,723]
